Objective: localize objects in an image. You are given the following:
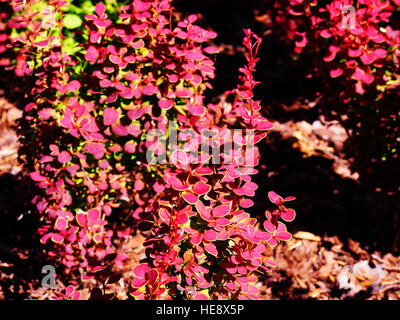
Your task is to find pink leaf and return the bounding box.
[215,217,230,226]
[66,80,81,92]
[188,14,197,23]
[330,68,343,78]
[196,201,212,221]
[188,104,205,115]
[170,150,189,166]
[355,81,365,95]
[131,278,147,288]
[85,46,99,64]
[111,123,129,136]
[267,237,278,246]
[58,151,71,164]
[239,198,254,208]
[190,232,202,245]
[360,53,374,65]
[159,99,173,110]
[169,176,189,191]
[40,233,52,244]
[237,89,252,99]
[124,141,136,154]
[132,39,144,49]
[195,166,213,175]
[212,205,230,217]
[134,264,150,278]
[268,191,282,205]
[30,171,46,182]
[348,47,362,57]
[76,213,86,227]
[255,231,271,241]
[86,142,105,159]
[274,222,292,241]
[276,231,292,241]
[284,196,296,202]
[95,2,106,17]
[320,29,331,38]
[103,108,119,126]
[204,46,219,54]
[176,88,191,98]
[176,212,189,225]
[263,220,276,233]
[203,229,217,242]
[38,108,53,120]
[192,181,211,195]
[55,217,67,231]
[51,233,63,243]
[142,85,158,96]
[87,208,100,226]
[147,269,159,283]
[34,38,50,47]
[182,191,198,204]
[281,208,296,222]
[373,48,387,59]
[204,243,218,256]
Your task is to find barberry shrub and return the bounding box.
[264,0,400,194]
[0,0,296,299]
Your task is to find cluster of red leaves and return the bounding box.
[127,29,295,300]
[0,0,295,299]
[264,0,400,193]
[267,0,400,99]
[0,1,12,68]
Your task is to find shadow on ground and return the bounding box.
[251,132,396,253]
[0,173,46,299]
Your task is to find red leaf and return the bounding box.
[196,201,211,221]
[176,212,189,225]
[132,39,144,49]
[215,217,230,226]
[192,181,211,195]
[263,220,276,233]
[182,191,198,204]
[85,46,99,64]
[159,99,173,110]
[95,2,106,17]
[134,264,150,278]
[86,142,105,159]
[51,233,63,243]
[30,171,46,182]
[204,46,219,54]
[76,213,86,227]
[320,29,332,38]
[237,89,252,99]
[131,278,147,288]
[203,229,217,242]
[212,205,230,217]
[142,85,158,96]
[103,108,119,126]
[204,243,218,256]
[176,88,191,98]
[87,208,100,226]
[281,208,296,222]
[330,68,343,78]
[268,191,282,205]
[360,53,374,65]
[66,80,81,92]
[55,217,67,231]
[124,141,136,154]
[58,151,71,164]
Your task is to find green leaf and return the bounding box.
[63,14,82,29]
